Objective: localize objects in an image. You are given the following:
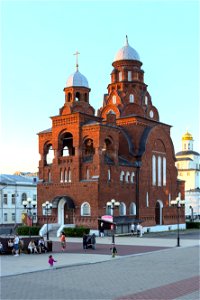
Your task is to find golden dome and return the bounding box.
[182,131,193,141]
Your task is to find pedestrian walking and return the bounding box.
[110,243,117,258]
[13,234,20,256]
[48,255,57,267]
[99,222,104,237]
[83,233,87,250]
[60,232,66,251]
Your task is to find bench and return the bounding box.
[0,237,47,255]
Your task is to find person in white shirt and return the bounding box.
[13,234,20,256]
[28,240,38,254]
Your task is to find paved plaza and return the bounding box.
[0,232,199,299]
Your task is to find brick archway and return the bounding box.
[53,196,75,225]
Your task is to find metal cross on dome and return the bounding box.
[73,50,80,71]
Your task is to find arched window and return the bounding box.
[86,167,90,180]
[119,202,126,216]
[81,202,91,216]
[163,157,166,186]
[21,193,27,204]
[108,168,111,181]
[152,155,156,185]
[130,172,135,183]
[120,171,125,182]
[60,169,63,183]
[130,202,136,215]
[112,95,116,104]
[106,205,112,216]
[125,172,130,183]
[158,156,162,186]
[48,170,51,182]
[64,169,67,182]
[145,96,148,105]
[119,71,122,81]
[146,192,149,207]
[129,94,134,103]
[83,138,95,156]
[168,193,171,206]
[128,71,132,81]
[68,168,71,182]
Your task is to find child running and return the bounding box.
[48,255,57,267]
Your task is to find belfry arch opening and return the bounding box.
[75,92,80,101]
[60,132,75,157]
[44,143,54,165]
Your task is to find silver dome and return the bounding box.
[114,36,140,62]
[66,70,89,88]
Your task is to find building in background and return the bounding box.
[37,37,185,234]
[0,174,38,226]
[176,132,200,219]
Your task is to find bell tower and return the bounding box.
[60,51,94,116]
[98,36,159,121]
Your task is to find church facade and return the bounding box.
[37,37,185,233]
[176,132,200,218]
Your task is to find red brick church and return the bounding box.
[37,37,185,234]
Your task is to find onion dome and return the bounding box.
[66,50,89,88]
[114,35,140,62]
[182,131,193,141]
[66,70,89,88]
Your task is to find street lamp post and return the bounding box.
[189,205,194,222]
[106,199,120,244]
[42,201,52,241]
[171,197,185,247]
[23,198,37,237]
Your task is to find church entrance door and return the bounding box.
[64,204,74,224]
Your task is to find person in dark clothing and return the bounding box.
[83,233,87,250]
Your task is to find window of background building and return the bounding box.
[4,213,7,222]
[21,193,27,204]
[12,213,15,221]
[3,194,8,205]
[12,194,16,205]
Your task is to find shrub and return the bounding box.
[63,226,90,237]
[186,222,200,229]
[16,225,41,236]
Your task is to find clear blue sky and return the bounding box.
[1,0,199,174]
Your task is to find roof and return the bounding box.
[182,131,193,141]
[176,157,193,161]
[114,36,140,62]
[66,70,89,88]
[0,174,38,186]
[185,187,200,193]
[38,128,52,135]
[176,150,200,156]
